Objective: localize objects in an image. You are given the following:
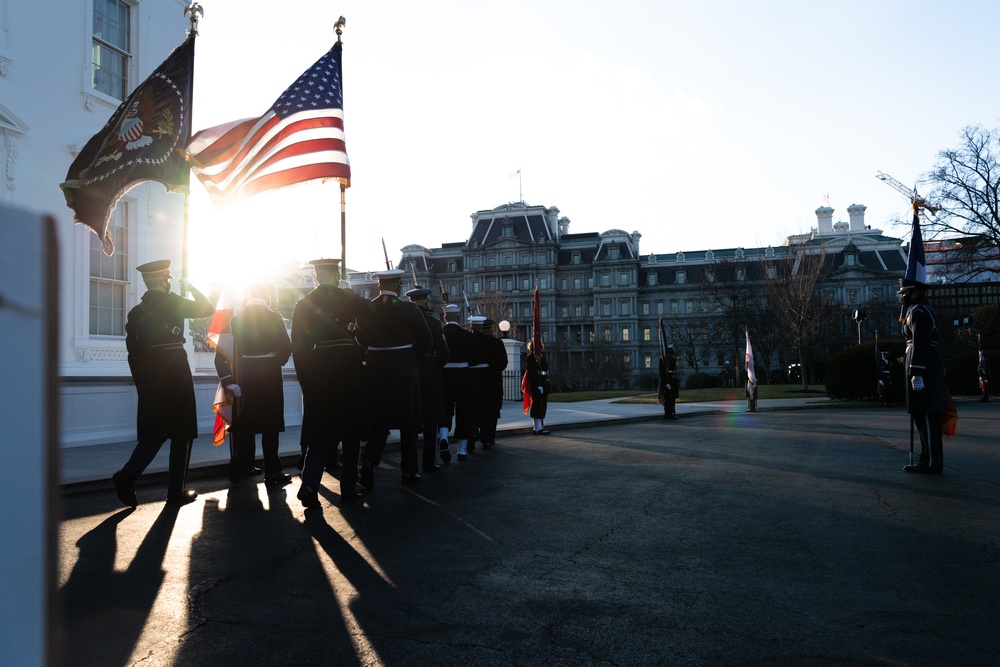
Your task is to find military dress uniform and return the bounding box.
[407,288,450,473]
[525,346,551,434]
[878,352,892,407]
[901,283,947,473]
[112,260,214,507]
[359,270,433,486]
[440,305,483,460]
[215,295,292,488]
[659,347,679,419]
[471,318,508,449]
[292,260,375,506]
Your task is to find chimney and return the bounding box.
[847,204,866,232]
[558,216,570,236]
[815,206,834,235]
[631,231,641,257]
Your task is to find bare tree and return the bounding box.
[472,289,521,339]
[671,317,717,373]
[765,246,833,390]
[925,125,1000,280]
[589,338,633,390]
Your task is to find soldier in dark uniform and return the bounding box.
[470,316,508,449]
[112,260,214,507]
[440,303,482,460]
[877,351,892,407]
[359,269,433,487]
[215,284,292,489]
[899,278,947,474]
[525,341,551,435]
[979,353,990,403]
[658,345,679,419]
[407,287,449,473]
[292,258,374,507]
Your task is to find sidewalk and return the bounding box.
[60,396,832,490]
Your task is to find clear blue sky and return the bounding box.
[186,0,1000,284]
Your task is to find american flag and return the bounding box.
[186,42,350,206]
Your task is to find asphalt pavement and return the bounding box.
[56,398,1000,666]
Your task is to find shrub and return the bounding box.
[945,349,998,395]
[686,373,718,390]
[826,341,906,401]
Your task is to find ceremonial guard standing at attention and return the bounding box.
[407,287,450,473]
[215,284,292,489]
[440,303,482,461]
[898,211,948,474]
[112,260,214,507]
[292,258,374,507]
[358,269,433,487]
[470,316,508,449]
[877,351,892,407]
[524,341,551,434]
[659,345,679,419]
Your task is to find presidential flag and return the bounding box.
[61,35,195,255]
[187,41,350,206]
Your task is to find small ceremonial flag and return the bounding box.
[206,286,238,445]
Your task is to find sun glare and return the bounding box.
[186,185,342,296]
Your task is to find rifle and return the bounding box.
[381,237,391,270]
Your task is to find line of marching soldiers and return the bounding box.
[111,258,510,509]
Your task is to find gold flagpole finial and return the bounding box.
[184,3,204,36]
[335,16,347,43]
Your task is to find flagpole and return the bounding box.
[180,4,202,291]
[334,16,348,282]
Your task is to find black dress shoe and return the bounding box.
[325,460,342,474]
[457,453,469,461]
[401,472,422,485]
[439,440,451,463]
[424,463,441,472]
[483,441,494,449]
[903,463,933,473]
[340,491,363,503]
[242,465,263,476]
[265,472,293,489]
[166,489,198,505]
[297,484,320,508]
[533,429,551,436]
[112,471,137,508]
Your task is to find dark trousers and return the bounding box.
[232,431,282,477]
[122,436,192,496]
[421,424,438,471]
[363,428,419,476]
[913,412,944,470]
[302,439,360,496]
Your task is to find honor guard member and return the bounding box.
[978,353,990,403]
[525,341,551,434]
[440,303,482,460]
[358,269,433,487]
[215,284,292,489]
[659,345,679,419]
[899,277,947,474]
[407,287,450,473]
[112,260,214,507]
[292,258,374,507]
[470,316,508,449]
[878,351,892,407]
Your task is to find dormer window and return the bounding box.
[503,225,513,238]
[676,269,686,285]
[735,248,745,260]
[677,251,686,263]
[705,250,714,261]
[572,252,582,265]
[609,246,619,260]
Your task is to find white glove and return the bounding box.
[176,278,190,293]
[911,376,924,392]
[878,380,884,387]
[226,383,242,398]
[537,387,544,394]
[665,384,671,391]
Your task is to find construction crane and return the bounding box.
[876,171,941,214]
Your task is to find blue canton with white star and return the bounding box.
[272,43,343,119]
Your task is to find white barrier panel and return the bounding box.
[0,207,59,666]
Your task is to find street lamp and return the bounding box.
[498,320,511,338]
[852,309,867,345]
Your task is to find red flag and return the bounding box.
[207,286,238,446]
[186,42,350,207]
[942,385,959,439]
[530,287,541,360]
[61,35,195,255]
[521,370,532,415]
